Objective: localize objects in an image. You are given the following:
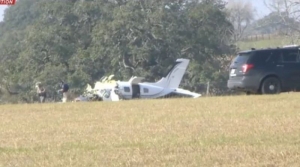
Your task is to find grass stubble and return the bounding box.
[0,93,300,167]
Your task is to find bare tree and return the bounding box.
[264,0,300,43]
[226,0,256,42]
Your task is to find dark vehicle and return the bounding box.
[227,45,300,95]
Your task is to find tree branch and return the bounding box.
[122,55,135,70]
[5,84,19,95]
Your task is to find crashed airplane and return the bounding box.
[74,58,201,102]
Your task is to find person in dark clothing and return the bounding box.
[58,81,69,102]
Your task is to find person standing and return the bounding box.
[58,81,69,103]
[35,82,47,103]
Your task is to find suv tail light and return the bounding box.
[242,64,254,73]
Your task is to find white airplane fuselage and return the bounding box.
[116,82,174,99]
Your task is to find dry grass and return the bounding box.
[1,93,300,167]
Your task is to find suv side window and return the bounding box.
[266,50,281,64]
[252,51,272,63]
[281,49,300,63]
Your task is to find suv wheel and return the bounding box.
[261,77,281,94]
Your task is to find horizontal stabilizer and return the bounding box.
[173,88,201,98]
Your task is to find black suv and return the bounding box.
[227,45,300,95]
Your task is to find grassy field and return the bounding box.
[237,35,297,51]
[1,94,300,166]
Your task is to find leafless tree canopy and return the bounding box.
[264,0,300,42]
[226,0,255,42]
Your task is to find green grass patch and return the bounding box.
[237,36,297,51]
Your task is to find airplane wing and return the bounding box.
[173,88,201,98]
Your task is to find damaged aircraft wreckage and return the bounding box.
[74,58,201,102]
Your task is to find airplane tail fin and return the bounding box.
[154,58,190,88]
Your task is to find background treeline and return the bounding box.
[8,0,300,103]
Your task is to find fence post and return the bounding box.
[206,81,210,96]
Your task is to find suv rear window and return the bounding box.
[232,52,252,65]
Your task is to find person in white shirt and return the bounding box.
[35,82,47,103]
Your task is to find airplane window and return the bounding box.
[143,88,149,93]
[124,87,130,92]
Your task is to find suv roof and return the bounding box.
[239,45,300,54]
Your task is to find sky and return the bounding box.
[246,0,272,18]
[0,0,271,22]
[0,6,7,21]
[225,0,272,19]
